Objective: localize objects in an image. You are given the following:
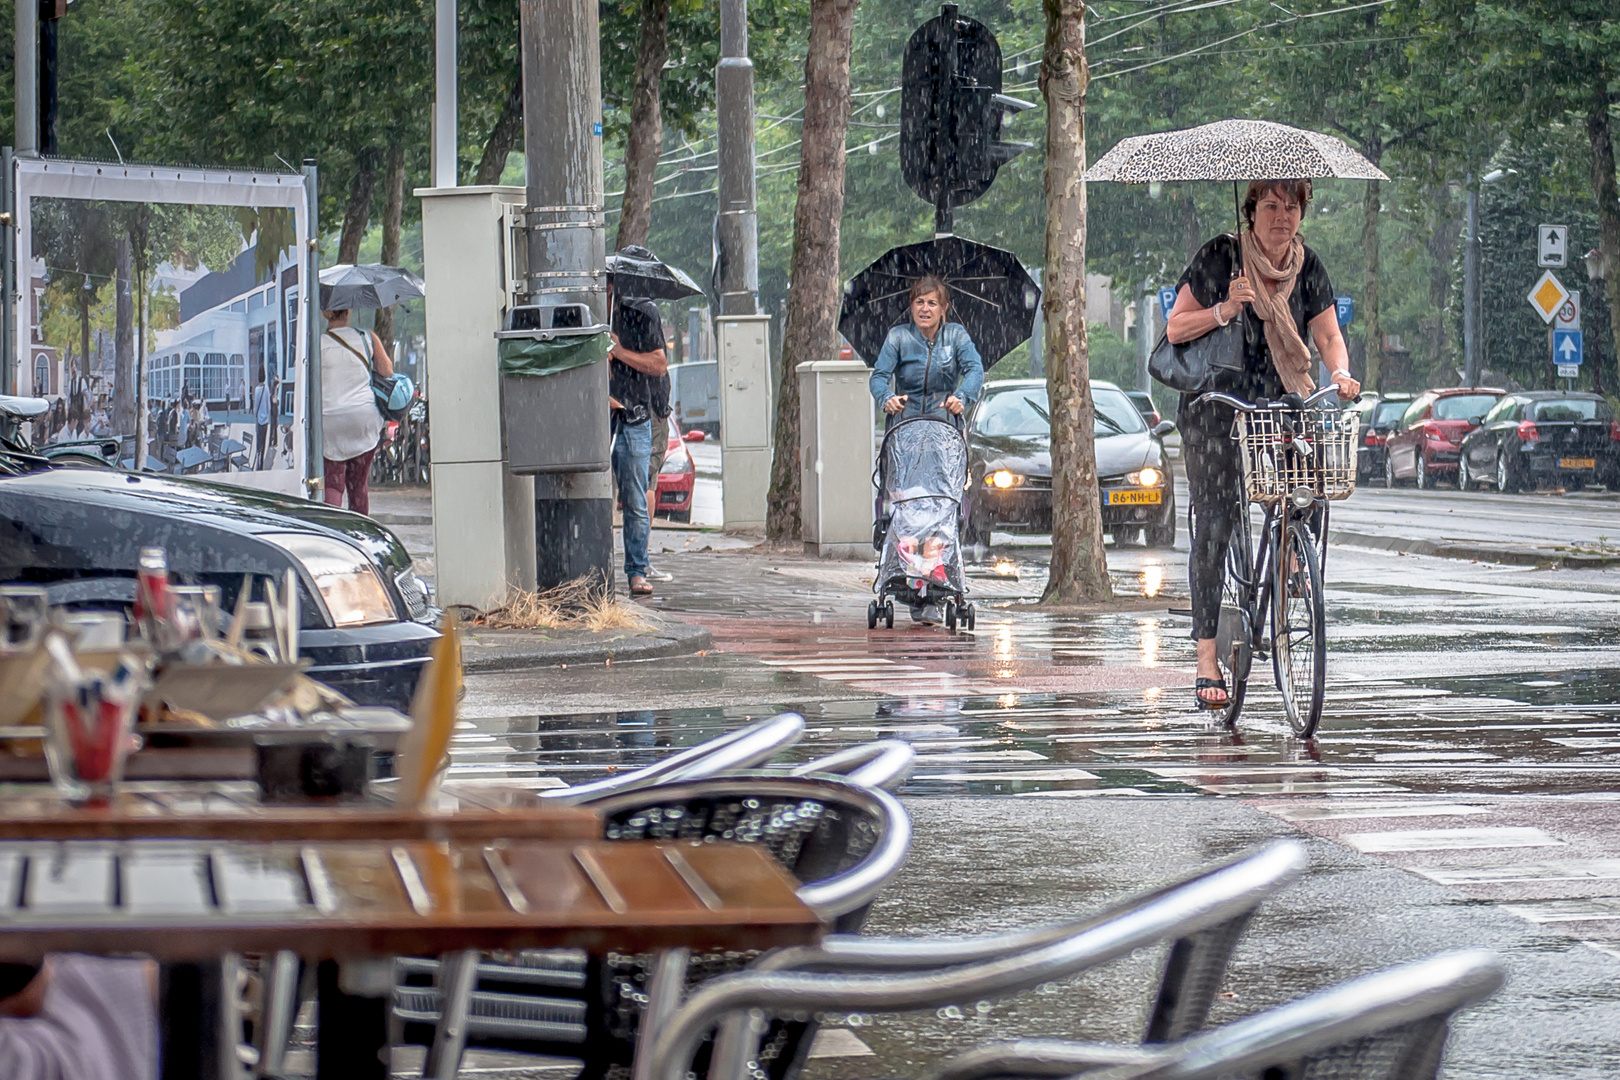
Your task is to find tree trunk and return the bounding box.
[135,267,148,470]
[79,292,91,386]
[1587,81,1620,397]
[1423,180,1463,385]
[1040,0,1110,604]
[1361,164,1382,392]
[337,151,379,266]
[373,140,407,348]
[474,73,525,186]
[616,0,672,250]
[114,237,136,434]
[764,0,859,543]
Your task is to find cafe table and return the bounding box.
[0,824,823,1079]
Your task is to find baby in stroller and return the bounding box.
[867,275,984,628]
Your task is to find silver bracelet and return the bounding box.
[1212,302,1231,327]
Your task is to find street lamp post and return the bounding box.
[1586,247,1610,396]
[1462,168,1514,387]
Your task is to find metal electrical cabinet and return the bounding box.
[799,359,875,558]
[718,313,773,530]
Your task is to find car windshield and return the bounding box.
[974,386,1146,438]
[1373,400,1409,426]
[1432,394,1499,421]
[1534,398,1608,421]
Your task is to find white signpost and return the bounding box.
[1538,224,1569,268]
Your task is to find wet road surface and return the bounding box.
[419,482,1620,1079]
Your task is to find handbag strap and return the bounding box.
[326,329,374,373]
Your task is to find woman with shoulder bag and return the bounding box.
[320,307,394,515]
[1165,179,1358,712]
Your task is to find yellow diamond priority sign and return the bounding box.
[1528,270,1570,324]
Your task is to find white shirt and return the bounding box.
[0,955,157,1080]
[321,326,384,461]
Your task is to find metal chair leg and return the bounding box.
[254,951,301,1078]
[423,949,482,1079]
[631,949,691,1080]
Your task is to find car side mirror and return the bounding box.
[1468,416,1483,427]
[1151,420,1176,438]
[683,430,706,442]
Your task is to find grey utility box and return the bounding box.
[799,359,874,558]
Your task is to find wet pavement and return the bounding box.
[394,480,1620,1078]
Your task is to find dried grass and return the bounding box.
[464,577,651,632]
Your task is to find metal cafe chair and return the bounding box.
[644,841,1307,1080]
[256,714,806,1076]
[925,950,1503,1080]
[402,775,914,1080]
[779,739,916,792]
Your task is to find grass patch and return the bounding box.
[462,577,651,632]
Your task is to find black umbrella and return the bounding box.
[839,237,1041,370]
[317,263,425,311]
[606,245,703,300]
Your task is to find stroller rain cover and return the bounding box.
[876,417,968,601]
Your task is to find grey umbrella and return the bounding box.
[606,245,703,300]
[318,263,426,311]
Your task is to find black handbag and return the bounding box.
[1148,312,1247,393]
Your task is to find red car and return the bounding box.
[654,417,698,522]
[1383,387,1506,488]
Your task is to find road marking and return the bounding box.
[1416,859,1620,885]
[1501,898,1620,924]
[914,768,1099,781]
[912,750,1048,763]
[1584,941,1620,962]
[1014,787,1153,798]
[1371,751,1499,762]
[1343,826,1566,853]
[1270,802,1492,821]
[1203,782,1405,796]
[807,1029,875,1059]
[1544,738,1620,749]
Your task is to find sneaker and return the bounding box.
[909,603,942,625]
[629,576,654,596]
[645,566,674,583]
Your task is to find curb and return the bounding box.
[1330,529,1620,570]
[463,617,712,673]
[372,512,432,526]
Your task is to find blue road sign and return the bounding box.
[1554,329,1583,366]
[1158,287,1177,324]
[1336,296,1354,327]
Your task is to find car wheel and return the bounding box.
[1384,449,1399,488]
[1146,485,1177,548]
[963,501,992,548]
[1415,452,1431,490]
[1457,455,1472,491]
[665,509,691,524]
[1496,451,1520,494]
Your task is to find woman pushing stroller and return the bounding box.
[869,276,985,626]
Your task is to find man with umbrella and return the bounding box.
[605,246,680,598]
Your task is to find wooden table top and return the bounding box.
[0,783,601,842]
[0,838,822,961]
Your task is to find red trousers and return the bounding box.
[323,450,376,516]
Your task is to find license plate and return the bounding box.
[1107,489,1161,505]
[1559,457,1596,469]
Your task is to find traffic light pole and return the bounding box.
[519,0,615,589]
[715,0,773,530]
[13,0,37,155]
[933,4,959,237]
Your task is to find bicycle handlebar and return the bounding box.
[1194,385,1354,412]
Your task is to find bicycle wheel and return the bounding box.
[1272,514,1326,738]
[1217,503,1255,728]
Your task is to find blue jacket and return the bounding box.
[868,322,984,424]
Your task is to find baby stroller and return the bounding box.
[868,415,976,630]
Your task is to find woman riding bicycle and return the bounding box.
[1165,179,1359,711]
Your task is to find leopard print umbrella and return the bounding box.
[1083,119,1391,184]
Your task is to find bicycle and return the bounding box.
[1197,384,1360,738]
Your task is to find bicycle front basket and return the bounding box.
[1232,408,1360,505]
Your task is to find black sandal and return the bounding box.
[1195,677,1229,710]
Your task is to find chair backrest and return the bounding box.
[539,713,805,805]
[926,950,1503,1080]
[647,841,1307,1080]
[585,774,912,922]
[784,740,915,792]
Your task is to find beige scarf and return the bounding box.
[1238,228,1315,396]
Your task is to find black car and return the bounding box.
[1457,391,1619,492]
[964,379,1177,547]
[0,449,437,709]
[1353,393,1413,485]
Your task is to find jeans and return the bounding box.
[612,417,652,580]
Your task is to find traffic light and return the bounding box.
[900,4,1035,235]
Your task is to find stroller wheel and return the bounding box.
[963,603,976,630]
[883,601,895,629]
[944,601,958,632]
[867,600,879,630]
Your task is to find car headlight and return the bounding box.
[261,532,396,627]
[659,450,693,475]
[1127,467,1163,487]
[987,469,1025,489]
